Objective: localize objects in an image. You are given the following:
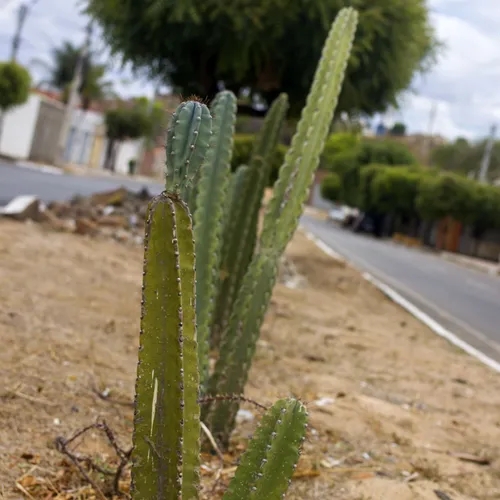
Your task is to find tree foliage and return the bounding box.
[105,99,164,142]
[0,62,31,112]
[85,0,438,115]
[32,41,114,109]
[430,137,500,182]
[390,122,406,136]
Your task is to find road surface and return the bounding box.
[302,215,500,364]
[0,161,163,205]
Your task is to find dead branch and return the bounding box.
[55,419,132,498]
[198,394,268,411]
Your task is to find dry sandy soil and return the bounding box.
[1,218,500,499]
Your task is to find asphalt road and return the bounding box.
[0,161,163,205]
[301,215,500,364]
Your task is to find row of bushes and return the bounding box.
[321,164,500,232]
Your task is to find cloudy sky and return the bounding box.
[0,0,498,140]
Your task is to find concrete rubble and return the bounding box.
[0,187,153,245]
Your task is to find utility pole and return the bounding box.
[422,101,437,163]
[10,0,38,62]
[54,22,92,168]
[478,123,496,184]
[10,3,28,62]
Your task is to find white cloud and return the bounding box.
[1,0,500,139]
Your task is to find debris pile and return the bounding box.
[0,187,154,245]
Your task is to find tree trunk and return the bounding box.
[104,138,115,171]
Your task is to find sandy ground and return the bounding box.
[1,219,500,499]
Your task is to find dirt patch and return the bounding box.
[1,219,499,499]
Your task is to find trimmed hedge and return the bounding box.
[322,161,500,232]
[325,138,418,206]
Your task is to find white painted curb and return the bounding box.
[15,161,63,175]
[301,228,500,374]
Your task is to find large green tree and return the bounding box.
[32,41,115,109]
[104,98,167,171]
[85,0,439,115]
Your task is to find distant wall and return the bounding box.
[0,94,41,160]
[114,139,143,175]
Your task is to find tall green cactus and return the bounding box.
[211,94,289,346]
[132,97,308,499]
[131,101,211,499]
[193,90,237,387]
[204,7,358,445]
[260,8,358,253]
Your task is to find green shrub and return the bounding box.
[416,172,478,224]
[0,61,31,112]
[370,167,423,217]
[473,184,500,232]
[232,133,288,185]
[358,164,389,211]
[321,132,360,168]
[357,139,417,166]
[320,173,341,202]
[327,138,417,207]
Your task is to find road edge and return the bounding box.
[300,227,500,374]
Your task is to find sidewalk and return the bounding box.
[440,251,500,276]
[15,160,162,185]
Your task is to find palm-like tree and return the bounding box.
[31,41,115,109]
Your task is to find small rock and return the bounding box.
[90,187,128,207]
[74,217,99,236]
[0,195,41,221]
[98,214,129,228]
[236,409,255,424]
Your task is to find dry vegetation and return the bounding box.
[1,218,499,499]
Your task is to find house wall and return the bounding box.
[29,98,65,164]
[0,93,41,160]
[114,139,143,175]
[64,109,105,166]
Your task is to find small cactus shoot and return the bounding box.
[223,399,308,500]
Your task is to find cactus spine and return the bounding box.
[193,90,237,386]
[204,7,358,445]
[212,94,289,346]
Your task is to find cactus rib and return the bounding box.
[223,398,308,500]
[131,193,199,499]
[194,90,237,387]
